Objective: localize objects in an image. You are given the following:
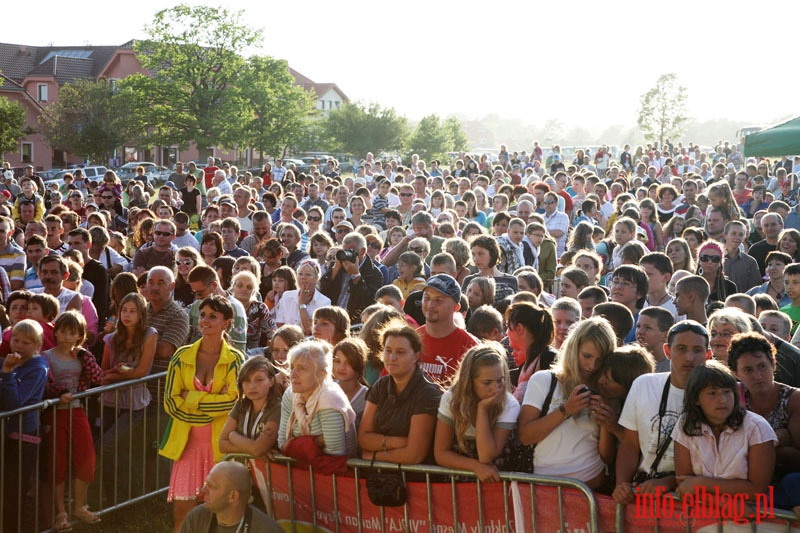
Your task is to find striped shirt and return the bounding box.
[0,242,25,284]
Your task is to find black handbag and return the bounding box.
[365,451,407,507]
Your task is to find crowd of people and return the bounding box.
[3,144,800,532]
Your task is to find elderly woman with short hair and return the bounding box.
[278,340,357,456]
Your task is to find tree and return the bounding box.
[444,117,470,152]
[638,73,688,146]
[407,115,450,162]
[119,4,261,151]
[406,115,471,161]
[0,96,27,159]
[239,56,316,165]
[39,78,130,163]
[323,102,408,157]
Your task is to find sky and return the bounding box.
[5,0,800,134]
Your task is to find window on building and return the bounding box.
[37,84,48,102]
[21,143,33,163]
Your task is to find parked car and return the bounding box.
[51,166,109,182]
[116,162,171,186]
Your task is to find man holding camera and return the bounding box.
[319,231,383,324]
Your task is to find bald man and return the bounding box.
[180,461,281,533]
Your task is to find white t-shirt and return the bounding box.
[643,295,680,321]
[522,371,605,481]
[619,372,685,475]
[274,289,331,328]
[437,389,520,438]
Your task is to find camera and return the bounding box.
[336,249,359,263]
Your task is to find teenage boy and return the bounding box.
[613,321,711,504]
[673,275,710,325]
[722,220,762,293]
[635,306,675,372]
[610,265,649,343]
[780,263,800,336]
[640,253,678,319]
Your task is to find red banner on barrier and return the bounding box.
[249,460,800,533]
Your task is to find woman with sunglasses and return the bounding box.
[697,240,737,303]
[174,247,205,307]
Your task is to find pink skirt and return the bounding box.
[167,423,215,501]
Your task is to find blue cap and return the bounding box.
[424,274,461,303]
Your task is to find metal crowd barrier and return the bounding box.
[226,453,800,533]
[0,371,170,533]
[224,453,601,533]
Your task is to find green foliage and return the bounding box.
[0,96,27,157]
[239,56,316,164]
[323,102,408,157]
[120,4,261,150]
[39,78,130,163]
[444,116,470,152]
[407,114,470,161]
[637,73,688,146]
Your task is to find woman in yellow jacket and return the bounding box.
[160,294,244,533]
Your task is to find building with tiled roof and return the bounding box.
[0,41,348,171]
[288,67,349,115]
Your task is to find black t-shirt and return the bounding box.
[366,366,441,462]
[180,188,201,215]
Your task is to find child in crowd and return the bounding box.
[100,293,157,431]
[219,355,284,458]
[434,342,521,480]
[635,307,674,372]
[374,285,420,328]
[466,305,504,342]
[1,319,47,533]
[392,251,426,299]
[43,311,103,530]
[780,263,800,336]
[27,292,59,351]
[12,177,45,225]
[332,338,370,425]
[674,361,776,500]
[0,289,32,358]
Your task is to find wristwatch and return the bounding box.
[559,404,571,419]
[299,304,308,310]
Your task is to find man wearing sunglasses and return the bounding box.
[132,220,177,277]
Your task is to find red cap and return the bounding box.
[0,190,11,199]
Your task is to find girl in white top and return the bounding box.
[673,361,776,499]
[434,342,520,482]
[518,317,617,489]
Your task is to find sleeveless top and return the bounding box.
[744,382,795,431]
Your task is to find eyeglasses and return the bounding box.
[175,259,194,266]
[335,228,350,234]
[611,279,636,290]
[307,216,321,222]
[368,243,382,250]
[699,254,721,263]
[154,231,174,237]
[544,200,556,205]
[409,247,426,253]
[399,193,413,197]
[101,195,114,200]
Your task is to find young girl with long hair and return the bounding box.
[100,293,157,428]
[43,311,104,530]
[219,355,285,457]
[567,221,596,253]
[662,215,686,247]
[517,317,617,489]
[332,338,370,425]
[505,302,558,400]
[674,361,776,500]
[706,181,741,222]
[639,198,664,251]
[433,342,521,481]
[429,189,446,217]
